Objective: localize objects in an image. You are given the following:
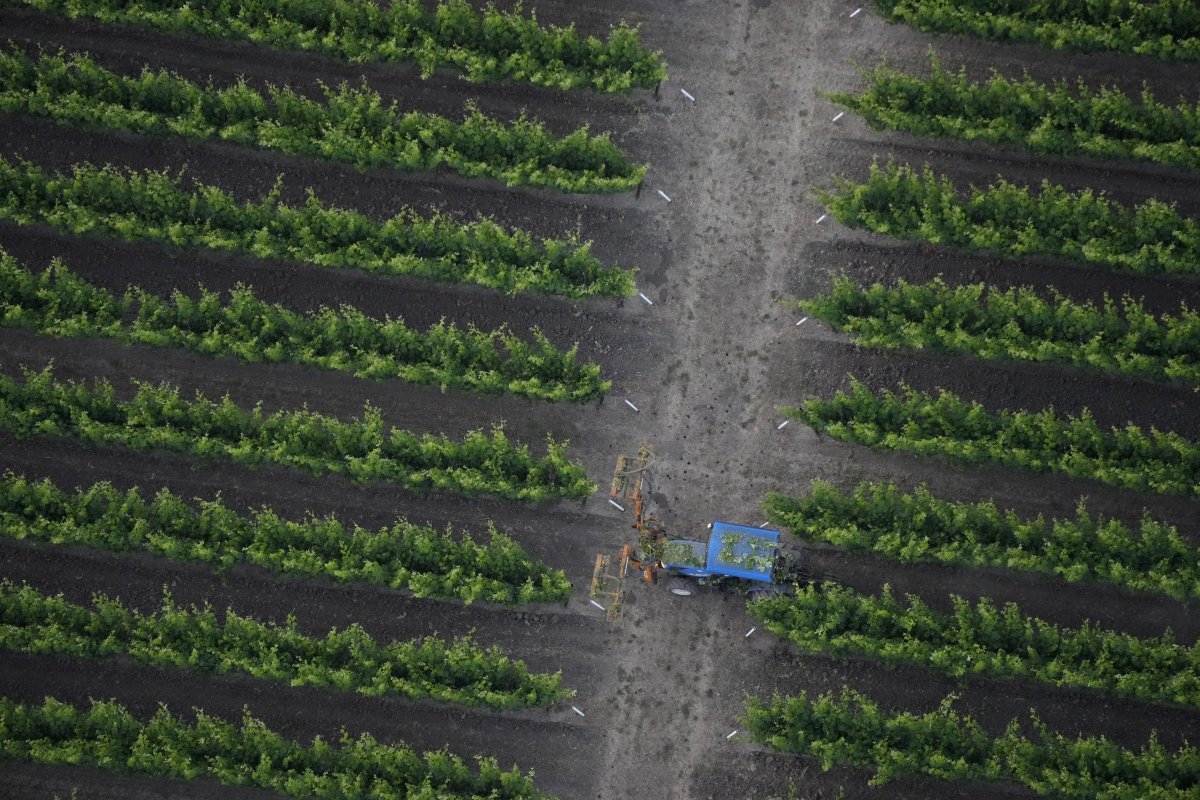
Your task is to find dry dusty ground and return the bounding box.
[0,1,1198,800]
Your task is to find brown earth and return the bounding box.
[1,2,1199,800]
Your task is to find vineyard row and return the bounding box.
[8,0,665,92]
[783,379,1200,499]
[764,480,1199,600]
[0,695,553,799]
[0,580,569,709]
[745,688,1197,799]
[877,0,1200,61]
[828,55,1200,172]
[800,276,1200,388]
[749,583,1199,707]
[0,250,609,402]
[0,365,597,501]
[821,161,1200,276]
[0,47,645,193]
[0,471,570,604]
[0,156,637,299]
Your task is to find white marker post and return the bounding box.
[624,399,640,412]
[850,7,863,17]
[572,706,586,717]
[745,627,757,638]
[758,522,769,528]
[638,292,654,305]
[796,316,808,326]
[656,189,672,203]
[589,599,606,611]
[726,730,739,739]
[608,499,625,512]
[777,420,790,430]
[832,111,844,122]
[681,88,696,102]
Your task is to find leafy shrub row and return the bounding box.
[0,250,609,402]
[0,472,570,604]
[0,695,552,799]
[763,480,1200,600]
[783,380,1200,498]
[745,688,1198,797]
[828,55,1200,171]
[9,0,665,92]
[800,276,1200,387]
[0,365,596,501]
[750,583,1200,706]
[820,161,1200,275]
[876,0,1200,61]
[0,580,569,709]
[0,155,637,298]
[0,47,645,192]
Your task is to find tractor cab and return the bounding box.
[660,523,808,595]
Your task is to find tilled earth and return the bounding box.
[0,2,1198,800]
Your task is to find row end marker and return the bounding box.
[850,7,863,17]
[608,499,625,512]
[777,420,790,430]
[681,88,696,102]
[638,292,654,305]
[657,189,673,203]
[624,399,640,412]
[796,316,808,326]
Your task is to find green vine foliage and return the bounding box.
[819,161,1200,275]
[745,688,1199,797]
[783,380,1200,498]
[828,54,1200,171]
[0,695,554,799]
[0,472,570,604]
[0,250,609,402]
[0,48,645,192]
[7,0,666,92]
[764,481,1200,600]
[0,581,570,709]
[876,1,1200,61]
[0,156,637,298]
[800,276,1200,387]
[749,583,1200,706]
[0,365,597,501]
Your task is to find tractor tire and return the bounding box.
[667,578,695,597]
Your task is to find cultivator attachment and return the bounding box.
[589,544,635,621]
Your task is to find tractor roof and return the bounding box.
[706,522,780,581]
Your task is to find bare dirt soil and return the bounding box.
[1,2,1198,800]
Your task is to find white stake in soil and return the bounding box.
[815,214,827,224]
[589,600,605,611]
[726,730,739,739]
[745,627,757,638]
[681,88,696,102]
[638,292,654,305]
[624,399,640,412]
[777,420,790,430]
[657,189,672,203]
[572,706,586,717]
[796,316,808,326]
[608,499,625,512]
[832,111,844,122]
[850,7,863,17]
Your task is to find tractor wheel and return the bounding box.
[667,578,695,597]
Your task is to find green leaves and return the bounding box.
[878,0,1200,61]
[10,0,665,92]
[749,583,1200,705]
[0,695,554,798]
[0,580,571,709]
[745,688,1199,797]
[800,276,1200,387]
[829,54,1200,171]
[0,249,610,402]
[0,156,638,298]
[820,161,1200,275]
[0,471,571,603]
[784,381,1200,498]
[764,481,1200,600]
[0,48,646,192]
[0,365,597,501]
